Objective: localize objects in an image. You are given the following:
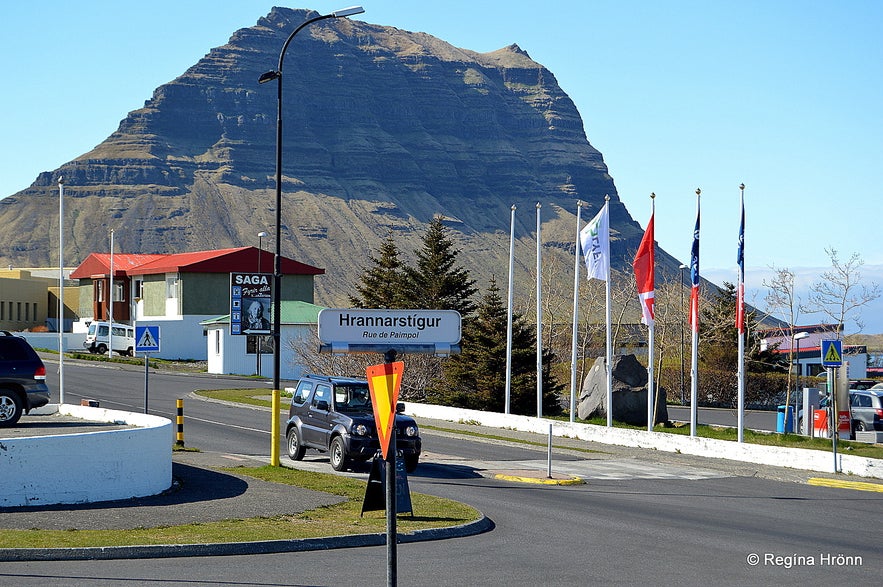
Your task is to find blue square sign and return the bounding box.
[135,325,161,353]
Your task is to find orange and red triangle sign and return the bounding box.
[366,361,404,460]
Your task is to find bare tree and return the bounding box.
[802,248,881,336]
[763,266,800,394]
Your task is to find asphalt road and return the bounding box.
[7,357,879,586]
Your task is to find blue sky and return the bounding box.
[2,1,881,332]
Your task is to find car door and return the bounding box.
[301,383,334,448]
[850,393,872,430]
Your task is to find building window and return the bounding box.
[166,275,179,299]
[133,278,144,301]
[215,330,221,355]
[1,301,4,320]
[112,281,124,303]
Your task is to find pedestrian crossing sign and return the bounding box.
[135,325,161,353]
[821,339,842,367]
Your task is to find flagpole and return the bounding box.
[604,196,613,428]
[536,202,543,419]
[647,194,656,432]
[578,197,611,426]
[737,183,746,443]
[505,204,516,415]
[570,201,583,423]
[690,189,701,437]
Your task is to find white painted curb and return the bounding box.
[0,404,172,507]
[405,403,883,480]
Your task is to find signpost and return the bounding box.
[135,325,161,413]
[820,339,844,472]
[318,308,461,587]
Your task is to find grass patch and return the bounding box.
[197,388,287,410]
[420,424,607,455]
[0,466,479,549]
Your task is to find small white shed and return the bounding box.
[201,300,323,380]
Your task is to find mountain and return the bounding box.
[0,7,680,306]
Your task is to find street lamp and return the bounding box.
[794,331,809,432]
[679,263,687,405]
[259,6,365,467]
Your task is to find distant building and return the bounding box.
[70,247,323,360]
[0,268,78,332]
[760,324,868,379]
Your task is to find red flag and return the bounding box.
[632,213,655,326]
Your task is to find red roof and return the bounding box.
[71,247,323,279]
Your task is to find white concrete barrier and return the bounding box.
[0,404,172,507]
[405,403,883,480]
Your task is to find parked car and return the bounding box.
[849,389,883,433]
[284,374,421,472]
[0,333,51,426]
[83,321,136,356]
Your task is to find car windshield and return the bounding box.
[334,384,372,413]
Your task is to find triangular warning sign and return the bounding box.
[824,343,841,364]
[366,361,404,460]
[138,329,157,349]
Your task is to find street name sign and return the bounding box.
[318,308,461,355]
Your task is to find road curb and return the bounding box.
[0,514,494,561]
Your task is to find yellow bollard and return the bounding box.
[175,398,184,446]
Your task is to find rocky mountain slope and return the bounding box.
[0,7,682,307]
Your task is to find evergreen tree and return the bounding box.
[403,216,477,316]
[700,281,782,373]
[428,278,564,416]
[349,233,406,309]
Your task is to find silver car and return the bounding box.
[849,389,883,433]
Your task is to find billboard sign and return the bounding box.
[230,273,272,335]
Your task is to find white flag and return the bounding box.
[580,202,609,281]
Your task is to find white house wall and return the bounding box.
[135,315,213,360]
[205,325,314,381]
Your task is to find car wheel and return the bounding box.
[286,427,306,461]
[0,390,23,427]
[126,347,134,357]
[855,421,866,432]
[330,436,348,472]
[96,344,108,355]
[404,455,419,473]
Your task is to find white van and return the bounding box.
[83,322,136,356]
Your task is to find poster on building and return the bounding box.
[230,273,272,335]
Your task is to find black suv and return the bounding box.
[285,374,421,472]
[0,333,51,426]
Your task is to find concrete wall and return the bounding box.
[404,403,883,480]
[0,404,172,507]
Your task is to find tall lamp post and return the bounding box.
[794,331,809,432]
[256,231,268,377]
[259,6,365,468]
[679,263,687,405]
